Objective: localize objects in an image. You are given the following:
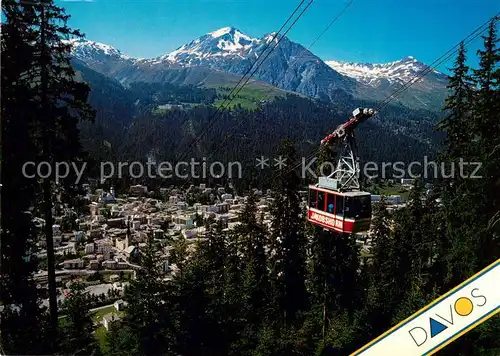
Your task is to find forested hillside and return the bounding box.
[75,61,444,188]
[79,93,443,189]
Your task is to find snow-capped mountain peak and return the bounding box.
[162,27,259,65]
[213,27,257,51]
[65,38,131,61]
[400,55,416,62]
[325,56,443,86]
[208,26,252,41]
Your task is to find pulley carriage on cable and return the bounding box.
[306,107,376,234]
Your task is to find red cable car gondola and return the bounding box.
[306,108,376,234]
[307,187,371,234]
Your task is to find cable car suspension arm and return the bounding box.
[319,108,376,191]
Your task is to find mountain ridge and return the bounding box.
[325,56,446,85]
[67,26,449,111]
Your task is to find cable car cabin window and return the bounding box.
[336,195,344,216]
[317,191,325,211]
[308,189,317,209]
[326,193,335,214]
[345,195,371,219]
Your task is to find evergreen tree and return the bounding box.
[437,19,500,356]
[389,181,437,322]
[470,19,500,266]
[1,1,50,353]
[10,0,96,345]
[269,139,308,326]
[438,41,481,287]
[58,283,100,356]
[173,239,213,355]
[105,323,138,356]
[238,193,269,317]
[170,220,234,355]
[169,236,189,278]
[438,41,474,159]
[356,196,398,340]
[307,144,335,343]
[222,229,245,355]
[438,19,500,290]
[233,193,270,353]
[112,234,173,355]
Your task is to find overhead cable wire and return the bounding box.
[174,0,310,164]
[205,0,355,160]
[180,0,353,190]
[261,14,499,188]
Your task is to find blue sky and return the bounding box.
[60,0,499,70]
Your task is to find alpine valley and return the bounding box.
[71,26,447,185]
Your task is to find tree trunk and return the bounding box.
[322,277,327,340]
[40,5,58,348]
[43,179,58,340]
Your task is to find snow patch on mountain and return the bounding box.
[264,32,280,44]
[209,27,233,37]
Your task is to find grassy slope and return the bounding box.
[213,85,282,110]
[378,184,410,201]
[151,81,286,112]
[202,74,290,110]
[364,182,410,201]
[76,60,296,111]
